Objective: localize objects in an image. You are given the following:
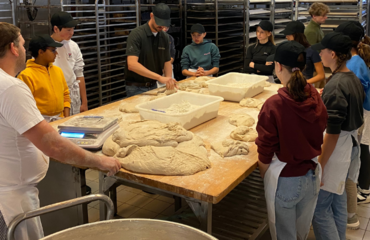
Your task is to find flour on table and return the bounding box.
[149,93,166,101]
[264,81,271,87]
[112,120,193,148]
[239,98,263,108]
[230,126,258,142]
[158,101,200,114]
[212,139,249,158]
[119,103,139,113]
[229,114,255,127]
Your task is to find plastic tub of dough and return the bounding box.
[207,72,268,102]
[136,92,224,130]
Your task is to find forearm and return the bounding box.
[63,107,70,117]
[128,60,161,81]
[170,57,174,64]
[258,160,270,178]
[77,77,87,105]
[307,74,325,84]
[182,69,196,77]
[205,67,219,76]
[164,61,172,78]
[254,63,274,74]
[319,133,340,170]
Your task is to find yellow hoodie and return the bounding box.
[18,59,71,116]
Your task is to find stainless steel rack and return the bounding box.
[184,0,246,75]
[1,0,15,24]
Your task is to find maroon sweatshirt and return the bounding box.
[256,84,328,177]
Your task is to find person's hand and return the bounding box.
[319,88,323,96]
[266,61,273,66]
[196,67,205,76]
[158,76,177,90]
[99,156,121,176]
[249,62,255,68]
[320,182,324,187]
[80,103,88,113]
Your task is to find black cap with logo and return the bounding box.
[280,21,305,35]
[266,41,306,68]
[256,20,273,32]
[29,34,63,52]
[153,3,171,27]
[51,12,78,28]
[191,23,205,34]
[335,21,364,42]
[311,32,352,54]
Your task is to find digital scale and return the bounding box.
[58,116,119,150]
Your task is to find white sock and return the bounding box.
[348,213,356,218]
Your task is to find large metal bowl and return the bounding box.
[41,219,218,240]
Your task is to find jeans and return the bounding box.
[125,84,157,98]
[312,190,347,240]
[275,169,320,240]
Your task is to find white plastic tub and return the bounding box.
[136,92,224,130]
[207,72,268,102]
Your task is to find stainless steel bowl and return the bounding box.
[41,219,217,240]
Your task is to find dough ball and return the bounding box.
[212,139,249,158]
[102,135,120,156]
[195,76,212,82]
[164,89,177,95]
[149,93,166,101]
[257,103,263,110]
[229,114,255,127]
[264,81,271,87]
[119,103,139,113]
[239,98,263,108]
[230,126,258,142]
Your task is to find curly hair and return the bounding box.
[357,36,370,67]
[309,3,330,17]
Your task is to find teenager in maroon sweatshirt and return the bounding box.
[256,41,328,240]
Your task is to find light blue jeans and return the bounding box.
[125,85,157,98]
[275,169,320,240]
[312,190,347,240]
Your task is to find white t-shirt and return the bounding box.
[54,39,84,88]
[0,68,48,188]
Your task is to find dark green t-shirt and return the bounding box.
[125,23,171,83]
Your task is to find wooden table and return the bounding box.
[48,79,282,234]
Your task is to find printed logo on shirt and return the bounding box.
[158,47,165,50]
[263,52,268,55]
[204,52,210,56]
[68,53,72,58]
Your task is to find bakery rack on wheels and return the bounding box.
[184,0,246,76]
[295,0,368,34]
[272,0,295,45]
[246,0,271,49]
[1,0,15,24]
[138,0,183,80]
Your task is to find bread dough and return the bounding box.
[112,120,193,148]
[239,98,263,108]
[195,76,212,82]
[102,135,120,156]
[264,81,271,87]
[257,103,263,110]
[229,114,255,127]
[164,89,177,95]
[212,139,249,158]
[119,103,139,113]
[149,93,166,101]
[230,126,258,142]
[186,88,201,93]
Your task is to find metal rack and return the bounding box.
[295,0,368,33]
[272,0,295,44]
[184,0,246,76]
[1,0,15,24]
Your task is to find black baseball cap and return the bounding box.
[312,32,352,54]
[335,21,364,41]
[256,20,273,32]
[191,23,205,34]
[153,3,171,27]
[280,21,305,35]
[51,12,78,28]
[266,41,306,68]
[29,34,63,52]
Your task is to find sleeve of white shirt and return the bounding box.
[0,83,44,135]
[73,42,85,78]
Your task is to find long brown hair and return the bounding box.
[356,36,370,67]
[293,33,310,48]
[283,53,308,102]
[326,50,352,83]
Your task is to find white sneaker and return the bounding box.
[358,187,370,205]
[347,214,360,230]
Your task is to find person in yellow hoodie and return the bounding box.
[18,34,71,122]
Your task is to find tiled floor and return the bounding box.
[86,169,370,240]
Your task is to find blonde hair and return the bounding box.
[255,29,275,48]
[309,3,330,17]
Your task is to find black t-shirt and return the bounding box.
[322,72,365,134]
[125,23,171,83]
[303,47,321,80]
[245,41,276,75]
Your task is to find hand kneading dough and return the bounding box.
[230,126,258,142]
[112,120,193,148]
[212,139,249,158]
[239,98,263,108]
[102,135,120,156]
[116,135,211,176]
[229,114,255,127]
[164,89,177,95]
[119,103,139,113]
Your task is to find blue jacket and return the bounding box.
[347,55,370,111]
[181,40,220,71]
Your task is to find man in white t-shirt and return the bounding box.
[0,23,120,240]
[51,12,88,115]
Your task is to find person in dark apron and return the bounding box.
[256,41,328,240]
[311,32,365,240]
